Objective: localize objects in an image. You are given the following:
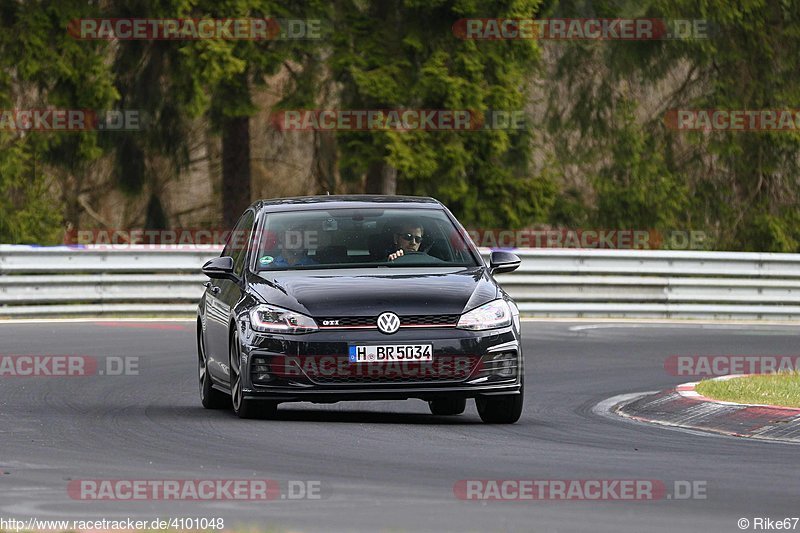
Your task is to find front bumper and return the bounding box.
[236,323,522,402]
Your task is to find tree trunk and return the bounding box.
[221,116,251,228]
[365,161,397,195]
[313,130,338,194]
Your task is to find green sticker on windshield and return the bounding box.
[259,255,274,265]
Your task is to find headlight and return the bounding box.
[249,304,318,334]
[457,299,512,331]
[509,300,521,332]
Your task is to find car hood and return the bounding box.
[248,267,498,317]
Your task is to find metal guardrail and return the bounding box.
[1,245,800,319]
[0,245,214,318]
[506,249,800,319]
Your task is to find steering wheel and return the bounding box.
[388,250,423,262]
[389,250,446,265]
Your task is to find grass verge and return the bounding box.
[695,372,800,408]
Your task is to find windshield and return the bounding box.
[253,207,479,270]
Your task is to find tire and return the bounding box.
[198,324,228,409]
[428,397,467,416]
[475,382,524,424]
[230,329,278,419]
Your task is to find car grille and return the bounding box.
[317,314,459,329]
[403,314,460,326]
[269,355,481,385]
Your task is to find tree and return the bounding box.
[0,0,118,243]
[542,0,800,250]
[328,0,555,227]
[191,0,327,227]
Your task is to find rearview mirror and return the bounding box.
[489,251,521,275]
[202,256,237,281]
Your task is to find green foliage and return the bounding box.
[543,0,800,251]
[330,0,554,228]
[592,99,688,230]
[0,0,118,243]
[0,135,62,243]
[1,0,799,250]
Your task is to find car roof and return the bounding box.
[250,195,443,212]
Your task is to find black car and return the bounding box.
[197,195,524,423]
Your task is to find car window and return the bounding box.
[222,210,255,277]
[255,207,479,270]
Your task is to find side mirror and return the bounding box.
[489,251,521,275]
[202,256,237,281]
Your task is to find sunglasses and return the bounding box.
[397,232,423,244]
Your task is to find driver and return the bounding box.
[388,223,424,261]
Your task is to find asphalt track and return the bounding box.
[1,320,799,532]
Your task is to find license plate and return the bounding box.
[349,344,433,363]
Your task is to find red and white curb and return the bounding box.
[605,376,800,442]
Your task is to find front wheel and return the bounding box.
[198,326,227,409]
[230,330,278,419]
[475,383,524,424]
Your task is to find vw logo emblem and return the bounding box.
[376,312,400,334]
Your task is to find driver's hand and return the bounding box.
[388,249,404,261]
